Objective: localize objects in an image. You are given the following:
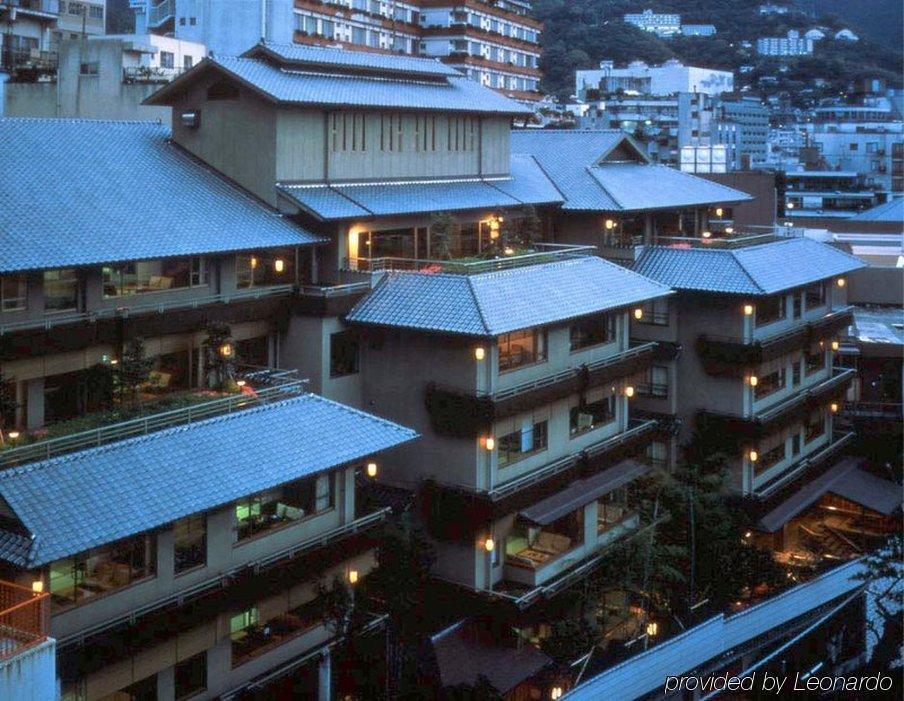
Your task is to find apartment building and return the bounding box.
[576,60,734,100]
[756,30,813,56]
[623,9,681,38]
[716,97,770,170]
[782,171,881,219]
[133,0,543,100]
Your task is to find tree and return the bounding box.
[540,618,599,667]
[444,675,504,701]
[855,534,903,674]
[202,322,235,390]
[429,212,455,260]
[116,338,155,410]
[519,205,542,250]
[0,372,18,444]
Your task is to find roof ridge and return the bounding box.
[584,164,625,210]
[0,117,164,126]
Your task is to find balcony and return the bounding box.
[0,579,49,661]
[0,369,306,469]
[294,281,372,317]
[0,0,59,18]
[425,342,659,437]
[346,243,595,277]
[697,367,855,446]
[696,307,854,376]
[754,430,856,499]
[147,0,174,28]
[0,284,295,362]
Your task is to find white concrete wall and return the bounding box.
[0,638,56,701]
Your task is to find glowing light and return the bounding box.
[749,450,759,462]
[748,375,758,387]
[250,256,258,269]
[624,386,635,398]
[219,343,233,358]
[831,340,839,351]
[836,277,846,287]
[109,358,119,366]
[744,531,753,539]
[366,461,378,478]
[551,687,564,700]
[830,402,839,413]
[604,219,616,230]
[701,230,712,239]
[32,580,43,593]
[236,380,246,387]
[474,347,486,361]
[348,570,359,584]
[484,436,495,451]
[633,308,643,320]
[7,431,20,440]
[715,207,724,217]
[274,258,285,273]
[646,621,658,636]
[484,538,495,552]
[786,202,795,209]
[724,226,734,234]
[743,304,754,316]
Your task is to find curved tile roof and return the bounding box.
[347,255,672,336]
[0,119,323,274]
[0,394,416,567]
[634,237,866,295]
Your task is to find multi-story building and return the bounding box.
[0,115,419,699]
[680,24,716,37]
[53,0,104,43]
[782,170,882,219]
[0,0,59,75]
[131,0,543,100]
[758,3,789,14]
[623,8,681,38]
[576,60,733,100]
[715,97,770,170]
[756,30,814,56]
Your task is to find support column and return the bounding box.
[318,649,332,701]
[26,377,44,430]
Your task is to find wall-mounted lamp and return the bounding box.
[219,343,233,358]
[474,347,486,361]
[633,308,643,320]
[701,230,712,239]
[715,207,724,217]
[366,461,378,478]
[604,219,616,230]
[836,277,846,288]
[748,375,758,387]
[348,570,359,585]
[743,304,754,316]
[830,402,839,413]
[831,340,839,351]
[274,258,285,273]
[624,386,635,398]
[484,436,495,451]
[484,538,495,552]
[748,450,759,462]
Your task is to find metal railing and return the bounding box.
[0,284,295,336]
[147,0,174,27]
[0,580,48,662]
[1,0,59,15]
[489,418,658,501]
[122,65,187,84]
[297,281,373,298]
[754,367,855,423]
[0,378,306,468]
[344,243,596,276]
[58,507,389,648]
[754,430,856,499]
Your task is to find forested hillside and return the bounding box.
[533,0,902,99]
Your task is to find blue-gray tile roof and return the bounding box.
[347,256,672,336]
[0,394,416,567]
[0,119,324,274]
[243,42,461,78]
[633,237,866,295]
[279,155,563,220]
[147,55,532,115]
[850,197,903,222]
[511,130,752,211]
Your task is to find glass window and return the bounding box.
[175,652,206,700]
[160,51,175,69]
[792,361,801,386]
[754,441,786,475]
[235,474,334,541]
[754,368,786,400]
[112,675,157,700]
[597,487,632,533]
[43,269,78,312]
[805,283,826,310]
[755,295,786,327]
[1,274,27,312]
[102,258,207,297]
[642,365,669,397]
[570,314,616,351]
[49,535,156,610]
[330,331,359,377]
[570,394,615,435]
[805,410,826,443]
[230,596,324,667]
[498,420,547,467]
[174,514,206,574]
[505,511,583,570]
[639,297,669,325]
[498,328,546,372]
[805,347,826,375]
[792,292,802,319]
[236,249,294,288]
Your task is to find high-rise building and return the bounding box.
[131,0,543,100]
[623,8,681,38]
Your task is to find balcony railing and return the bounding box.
[58,507,390,648]
[754,430,856,498]
[489,418,658,502]
[0,284,295,336]
[0,375,306,468]
[755,367,855,424]
[0,0,59,16]
[0,580,49,662]
[344,243,596,276]
[147,0,174,27]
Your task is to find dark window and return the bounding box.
[792,293,802,319]
[183,55,193,69]
[498,329,546,371]
[570,314,616,351]
[756,295,786,327]
[805,283,826,310]
[1,274,27,312]
[190,17,197,25]
[792,362,801,386]
[330,332,359,377]
[175,652,206,700]
[805,410,825,443]
[118,675,157,700]
[570,395,615,435]
[640,297,669,325]
[754,368,786,400]
[498,420,547,466]
[160,51,175,69]
[805,347,826,375]
[179,17,186,25]
[174,514,206,574]
[79,62,98,76]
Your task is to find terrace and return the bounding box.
[0,579,48,662]
[0,366,305,468]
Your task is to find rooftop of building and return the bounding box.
[633,236,866,296]
[346,254,672,336]
[850,306,904,347]
[0,394,417,568]
[279,154,563,221]
[146,42,532,116]
[0,119,323,274]
[511,130,752,212]
[850,197,903,223]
